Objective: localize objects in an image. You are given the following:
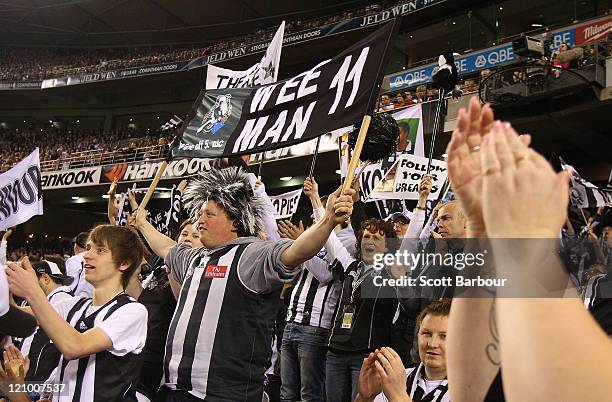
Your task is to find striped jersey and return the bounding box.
[53,293,147,402]
[163,238,299,401]
[374,363,451,402]
[286,257,341,329]
[19,286,74,383]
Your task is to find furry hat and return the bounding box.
[182,167,266,237]
[348,112,399,163]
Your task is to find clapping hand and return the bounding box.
[480,122,569,238]
[277,220,305,240]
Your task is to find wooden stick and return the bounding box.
[341,115,371,195]
[139,161,168,210]
[580,208,590,227]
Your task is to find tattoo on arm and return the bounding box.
[485,301,501,366]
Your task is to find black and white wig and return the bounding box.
[182,166,266,237]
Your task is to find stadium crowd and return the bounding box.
[0,128,170,173]
[0,97,610,402]
[0,3,384,82]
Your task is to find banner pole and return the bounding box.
[257,153,264,180]
[308,136,322,178]
[426,87,446,174]
[580,208,590,227]
[341,115,371,195]
[139,161,168,211]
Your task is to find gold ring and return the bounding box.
[517,153,530,162]
[470,145,481,153]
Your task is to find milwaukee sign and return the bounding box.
[575,16,612,45]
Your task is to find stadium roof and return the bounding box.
[0,0,378,47]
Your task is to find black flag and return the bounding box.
[171,21,398,159]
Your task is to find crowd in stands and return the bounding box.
[0,99,611,401]
[0,3,384,82]
[377,37,612,112]
[0,127,169,173]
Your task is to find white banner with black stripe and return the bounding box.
[206,22,285,89]
[0,149,43,231]
[561,158,612,208]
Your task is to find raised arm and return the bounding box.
[106,178,120,224]
[444,97,501,402]
[280,186,354,267]
[6,258,113,360]
[481,121,612,402]
[133,197,177,259]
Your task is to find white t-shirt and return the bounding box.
[64,252,93,298]
[51,295,147,356]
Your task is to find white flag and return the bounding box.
[206,21,285,89]
[0,149,43,231]
[561,158,612,208]
[269,188,302,219]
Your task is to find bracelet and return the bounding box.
[416,206,426,210]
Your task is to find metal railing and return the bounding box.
[39,144,168,171]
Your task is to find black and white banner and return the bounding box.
[115,188,181,235]
[269,189,302,219]
[206,22,284,89]
[561,158,612,208]
[171,21,397,159]
[0,149,43,231]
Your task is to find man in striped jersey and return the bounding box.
[135,167,354,402]
[355,299,451,402]
[278,177,356,402]
[18,260,75,385]
[6,225,148,402]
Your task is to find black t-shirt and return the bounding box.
[137,271,177,399]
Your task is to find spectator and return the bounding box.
[6,225,148,401]
[394,93,406,109]
[18,260,74,389]
[415,85,427,102]
[355,299,452,402]
[388,212,410,238]
[378,94,394,111]
[402,91,415,105]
